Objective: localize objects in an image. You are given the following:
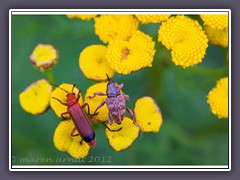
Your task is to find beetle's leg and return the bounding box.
[102,122,122,132]
[89,116,121,131]
[126,107,139,127]
[92,100,106,116]
[123,94,130,101]
[80,139,83,145]
[81,103,99,117]
[70,127,79,137]
[87,92,106,99]
[52,97,67,106]
[61,112,70,120]
[117,83,124,90]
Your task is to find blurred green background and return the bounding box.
[11,15,229,166]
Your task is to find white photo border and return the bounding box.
[9,9,231,171]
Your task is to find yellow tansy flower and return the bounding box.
[204,25,228,48]
[200,14,228,30]
[207,77,228,119]
[158,15,208,68]
[19,79,52,115]
[136,14,171,24]
[54,120,90,158]
[66,14,97,20]
[94,15,139,43]
[79,45,115,81]
[134,96,162,132]
[106,30,156,74]
[30,44,58,71]
[84,82,109,122]
[50,83,84,118]
[105,117,140,151]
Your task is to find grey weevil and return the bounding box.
[88,74,138,127]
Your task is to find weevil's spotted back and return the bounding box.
[106,95,126,124]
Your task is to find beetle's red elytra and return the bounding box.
[88,74,138,127]
[52,84,97,147]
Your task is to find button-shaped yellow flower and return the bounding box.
[53,120,90,158]
[106,30,156,74]
[136,14,171,24]
[204,25,228,48]
[79,45,115,81]
[30,44,58,71]
[158,15,208,68]
[200,14,228,30]
[134,96,162,132]
[94,15,139,43]
[84,82,109,122]
[50,83,84,118]
[19,79,52,115]
[207,77,228,119]
[66,14,97,20]
[105,117,140,151]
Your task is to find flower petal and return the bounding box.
[134,96,163,133]
[19,79,52,115]
[105,117,140,151]
[207,77,228,119]
[79,45,115,81]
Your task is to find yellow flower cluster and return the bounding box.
[200,14,228,47]
[66,14,97,20]
[105,117,140,151]
[79,45,115,81]
[30,44,58,71]
[207,77,228,119]
[106,30,156,74]
[94,15,139,43]
[204,25,228,48]
[158,15,208,68]
[200,14,228,30]
[136,14,171,24]
[19,79,52,115]
[53,120,91,158]
[50,83,84,118]
[134,96,162,132]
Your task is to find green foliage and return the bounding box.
[12,15,228,165]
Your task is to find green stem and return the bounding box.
[45,69,56,84]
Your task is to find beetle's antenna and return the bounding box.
[72,83,76,93]
[50,83,69,94]
[106,73,110,81]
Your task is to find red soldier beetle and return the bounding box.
[88,74,138,127]
[52,84,98,147]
